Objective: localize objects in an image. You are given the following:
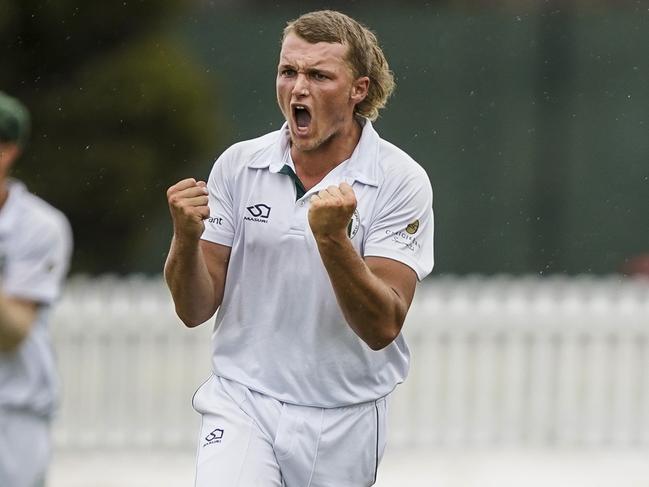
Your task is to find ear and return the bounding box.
[0,143,21,173]
[350,76,370,105]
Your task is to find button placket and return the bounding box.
[287,196,308,235]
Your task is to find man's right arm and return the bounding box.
[164,178,231,327]
[0,296,38,351]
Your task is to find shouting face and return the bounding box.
[276,33,368,155]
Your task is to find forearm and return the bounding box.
[164,236,222,327]
[315,235,406,350]
[0,296,36,352]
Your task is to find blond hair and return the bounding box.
[283,10,395,121]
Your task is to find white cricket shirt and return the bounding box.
[201,119,434,407]
[0,180,72,417]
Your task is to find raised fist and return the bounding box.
[166,178,210,241]
[308,182,357,240]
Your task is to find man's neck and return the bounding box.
[291,119,362,190]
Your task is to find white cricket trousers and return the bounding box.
[0,409,49,487]
[192,375,388,487]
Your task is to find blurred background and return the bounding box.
[3,0,649,485]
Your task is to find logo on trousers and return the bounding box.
[203,428,224,446]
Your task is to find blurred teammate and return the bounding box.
[165,10,433,486]
[0,92,73,487]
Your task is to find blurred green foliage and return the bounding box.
[1,0,221,274]
[179,3,649,276]
[3,1,648,276]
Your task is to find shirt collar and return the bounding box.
[247,118,380,187]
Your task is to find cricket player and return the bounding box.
[165,10,433,486]
[0,92,73,487]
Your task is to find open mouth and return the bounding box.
[292,105,312,133]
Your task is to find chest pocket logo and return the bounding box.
[245,203,272,223]
[247,204,271,218]
[347,209,360,239]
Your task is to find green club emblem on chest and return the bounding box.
[347,209,360,239]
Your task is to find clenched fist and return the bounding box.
[308,182,357,240]
[167,178,210,241]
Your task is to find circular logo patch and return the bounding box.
[406,219,420,235]
[347,209,360,239]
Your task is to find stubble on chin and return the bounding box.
[291,137,319,153]
[290,130,337,154]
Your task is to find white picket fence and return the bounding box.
[51,275,649,450]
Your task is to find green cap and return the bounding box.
[0,91,30,147]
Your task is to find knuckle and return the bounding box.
[168,194,180,206]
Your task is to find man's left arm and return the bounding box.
[309,183,418,350]
[1,216,73,352]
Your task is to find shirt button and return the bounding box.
[298,201,305,207]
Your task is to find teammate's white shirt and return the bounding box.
[201,119,433,407]
[0,180,72,417]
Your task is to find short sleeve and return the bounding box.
[4,215,73,304]
[201,150,235,247]
[363,168,434,281]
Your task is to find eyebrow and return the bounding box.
[277,62,335,75]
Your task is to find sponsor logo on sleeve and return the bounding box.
[385,227,421,252]
[207,216,224,226]
[406,219,420,235]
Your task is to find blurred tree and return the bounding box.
[1,0,221,274]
